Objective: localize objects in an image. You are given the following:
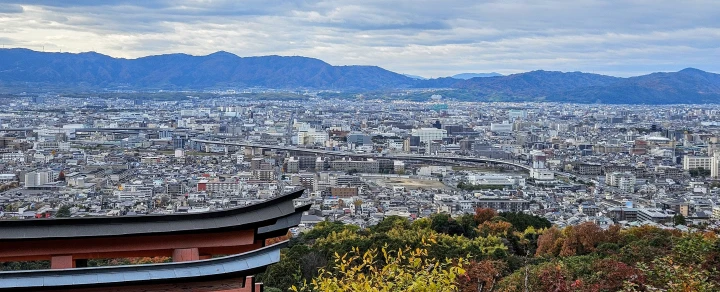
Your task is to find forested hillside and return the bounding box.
[259,209,719,292]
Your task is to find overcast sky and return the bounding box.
[0,0,719,77]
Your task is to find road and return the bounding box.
[190,139,533,171]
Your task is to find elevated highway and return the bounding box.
[190,139,532,171]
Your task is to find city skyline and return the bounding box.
[0,1,719,77]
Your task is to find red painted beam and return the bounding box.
[39,276,264,292]
[0,229,255,262]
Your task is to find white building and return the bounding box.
[205,181,241,192]
[24,171,53,188]
[607,172,636,193]
[530,168,555,180]
[297,129,329,145]
[1,152,25,163]
[411,128,447,144]
[467,174,525,187]
[0,174,16,183]
[713,206,720,220]
[490,122,513,133]
[683,156,712,170]
[417,166,449,176]
[712,153,720,178]
[393,161,405,173]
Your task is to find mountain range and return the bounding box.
[404,73,503,80]
[0,49,416,91]
[2,48,720,104]
[451,72,503,79]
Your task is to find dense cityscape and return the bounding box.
[2,94,719,231]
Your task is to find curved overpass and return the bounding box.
[190,139,532,171]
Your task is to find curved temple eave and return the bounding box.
[0,241,288,290]
[0,189,305,240]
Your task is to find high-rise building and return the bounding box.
[711,153,720,178]
[24,171,53,188]
[411,128,447,144]
[173,135,187,149]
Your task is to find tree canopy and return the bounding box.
[55,205,71,218]
[259,209,719,292]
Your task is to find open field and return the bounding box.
[371,177,449,190]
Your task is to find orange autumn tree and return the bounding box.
[536,222,620,257]
[266,230,293,245]
[535,226,564,257]
[473,208,497,225]
[559,222,604,257]
[478,221,513,236]
[457,260,507,292]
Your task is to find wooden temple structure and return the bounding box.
[0,189,308,291]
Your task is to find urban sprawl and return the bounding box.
[2,94,720,233]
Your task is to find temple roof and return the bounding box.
[0,189,305,240]
[0,241,287,291]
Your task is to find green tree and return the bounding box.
[690,169,699,177]
[261,213,720,291]
[633,256,716,292]
[499,212,551,231]
[673,213,687,226]
[372,216,412,234]
[56,205,71,218]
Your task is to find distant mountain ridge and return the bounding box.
[451,68,720,104]
[1,49,720,104]
[451,72,503,79]
[452,70,621,97]
[0,48,417,90]
[403,74,427,80]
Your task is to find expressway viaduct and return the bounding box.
[190,138,533,172]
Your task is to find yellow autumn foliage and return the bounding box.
[292,246,467,292]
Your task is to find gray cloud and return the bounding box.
[0,37,14,46]
[1,0,719,77]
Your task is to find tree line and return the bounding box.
[259,208,719,291]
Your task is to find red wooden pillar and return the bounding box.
[51,255,74,269]
[172,248,199,262]
[221,276,263,292]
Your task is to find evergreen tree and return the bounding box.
[673,213,687,226]
[56,205,71,218]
